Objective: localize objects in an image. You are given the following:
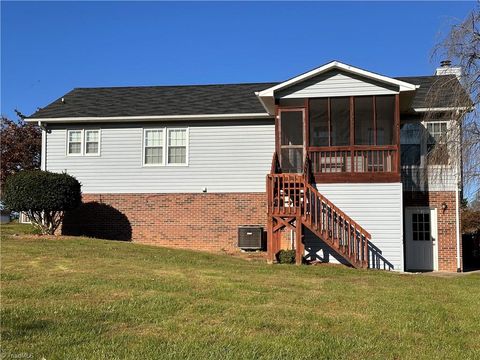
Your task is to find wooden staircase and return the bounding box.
[266,152,371,268]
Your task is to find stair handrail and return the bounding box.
[303,153,313,185]
[303,181,371,239]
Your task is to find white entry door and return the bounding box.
[405,207,438,271]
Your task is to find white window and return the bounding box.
[167,128,188,165]
[144,129,164,165]
[426,121,449,165]
[85,130,100,155]
[67,130,83,155]
[142,127,189,166]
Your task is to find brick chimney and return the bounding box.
[435,60,462,79]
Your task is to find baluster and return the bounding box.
[382,150,385,172]
[364,232,369,268]
[278,176,282,214]
[350,222,355,261]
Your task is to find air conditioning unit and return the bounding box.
[238,226,264,250]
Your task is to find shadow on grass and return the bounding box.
[62,202,132,241]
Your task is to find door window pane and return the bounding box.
[355,96,374,145]
[309,98,329,146]
[375,96,395,145]
[330,97,350,146]
[412,212,431,241]
[281,148,303,173]
[280,111,303,146]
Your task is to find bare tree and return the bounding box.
[425,6,480,198]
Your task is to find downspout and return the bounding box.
[455,109,462,272]
[38,121,47,171]
[455,185,461,272]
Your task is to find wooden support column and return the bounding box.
[274,229,281,262]
[350,96,355,173]
[295,217,304,265]
[267,216,274,264]
[394,94,401,173]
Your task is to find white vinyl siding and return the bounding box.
[276,70,399,99]
[46,120,275,193]
[304,183,404,271]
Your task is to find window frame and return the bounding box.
[84,129,101,157]
[142,127,189,167]
[425,121,449,166]
[66,129,84,156]
[142,128,166,167]
[400,120,451,169]
[166,127,189,167]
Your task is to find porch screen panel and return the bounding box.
[375,95,395,145]
[354,96,374,145]
[330,97,350,146]
[309,98,329,146]
[280,110,304,173]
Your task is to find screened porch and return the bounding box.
[276,94,401,183]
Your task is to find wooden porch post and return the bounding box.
[295,217,304,265]
[395,94,401,173]
[267,216,274,264]
[274,228,281,262]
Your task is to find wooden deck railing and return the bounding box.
[308,146,398,174]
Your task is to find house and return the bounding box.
[25,60,470,272]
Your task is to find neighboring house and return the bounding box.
[25,60,469,272]
[19,212,31,224]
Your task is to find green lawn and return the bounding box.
[1,223,480,359]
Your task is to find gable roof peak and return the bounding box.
[255,60,419,114]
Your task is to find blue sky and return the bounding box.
[1,1,474,119]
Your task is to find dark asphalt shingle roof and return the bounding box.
[396,75,469,109]
[28,75,468,119]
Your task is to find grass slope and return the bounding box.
[1,223,480,359]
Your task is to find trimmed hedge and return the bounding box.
[277,250,296,264]
[3,170,81,212]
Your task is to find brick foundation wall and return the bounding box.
[404,191,461,272]
[62,193,267,252]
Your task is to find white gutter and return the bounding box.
[254,91,271,114]
[25,112,273,123]
[38,121,47,171]
[414,107,471,112]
